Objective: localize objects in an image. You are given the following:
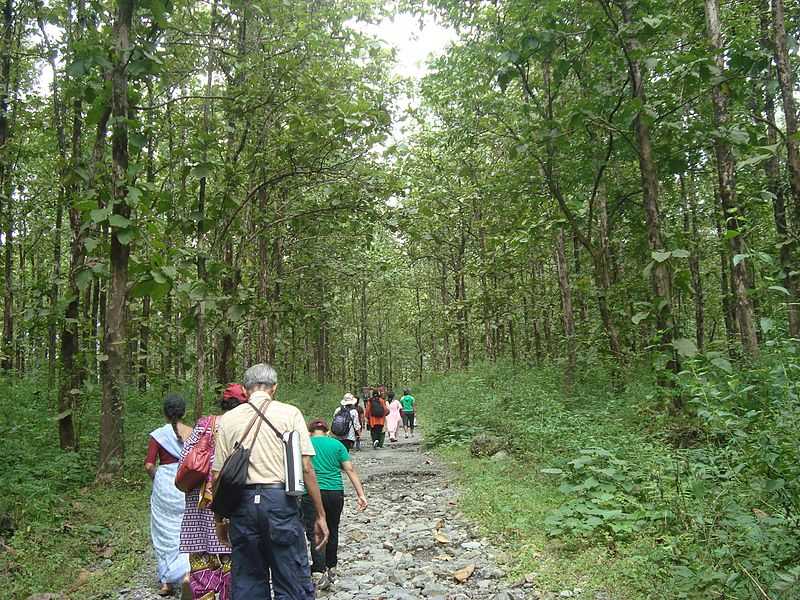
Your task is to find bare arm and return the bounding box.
[303,456,330,549]
[144,462,156,480]
[342,460,367,510]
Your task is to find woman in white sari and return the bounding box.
[144,394,192,596]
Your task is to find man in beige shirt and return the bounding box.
[212,363,329,600]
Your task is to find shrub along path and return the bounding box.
[116,432,539,600]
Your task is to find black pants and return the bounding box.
[402,411,415,432]
[370,424,385,447]
[301,490,344,572]
[229,487,314,599]
[340,438,354,451]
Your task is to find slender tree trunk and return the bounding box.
[594,180,623,357]
[2,195,12,372]
[358,283,367,388]
[58,95,107,451]
[216,240,237,384]
[98,0,134,478]
[769,0,800,337]
[194,0,217,419]
[0,0,14,373]
[680,173,706,351]
[705,0,759,357]
[439,260,451,370]
[555,227,576,387]
[616,1,678,377]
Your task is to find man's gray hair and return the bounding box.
[243,363,278,391]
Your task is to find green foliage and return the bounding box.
[0,375,339,598]
[422,352,800,599]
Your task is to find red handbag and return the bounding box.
[175,416,216,493]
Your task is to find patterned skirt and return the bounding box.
[189,552,231,600]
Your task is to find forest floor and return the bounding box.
[114,433,559,600]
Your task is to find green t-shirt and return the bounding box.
[310,436,350,491]
[400,394,416,412]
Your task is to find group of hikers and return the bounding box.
[331,387,418,451]
[143,363,418,599]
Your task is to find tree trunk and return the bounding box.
[680,173,706,351]
[769,0,800,337]
[617,1,678,377]
[439,260,451,370]
[594,180,623,357]
[58,94,107,451]
[705,0,759,357]
[555,227,576,387]
[138,296,149,390]
[0,0,13,373]
[194,0,217,419]
[358,283,367,388]
[98,0,134,478]
[216,240,237,384]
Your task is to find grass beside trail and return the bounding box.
[417,363,662,599]
[1,374,338,600]
[416,358,800,600]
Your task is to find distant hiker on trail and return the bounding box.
[365,389,389,448]
[354,394,366,450]
[302,419,368,591]
[385,391,403,443]
[331,393,361,450]
[177,383,247,600]
[145,394,192,597]
[400,388,416,437]
[211,363,329,600]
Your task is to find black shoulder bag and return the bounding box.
[210,400,282,518]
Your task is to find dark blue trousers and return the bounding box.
[229,487,314,600]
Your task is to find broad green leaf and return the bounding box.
[109,214,132,229]
[673,338,698,357]
[652,251,671,263]
[710,357,733,373]
[760,318,774,333]
[671,249,690,258]
[90,207,111,223]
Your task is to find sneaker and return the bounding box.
[373,439,379,449]
[312,572,330,591]
[327,567,337,583]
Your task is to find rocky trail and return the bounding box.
[327,435,534,600]
[116,433,541,600]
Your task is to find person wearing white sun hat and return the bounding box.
[330,393,361,451]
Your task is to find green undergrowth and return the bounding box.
[0,373,339,600]
[418,350,800,600]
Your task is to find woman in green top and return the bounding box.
[301,418,368,591]
[400,388,416,437]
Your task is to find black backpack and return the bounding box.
[211,402,281,518]
[370,397,385,418]
[331,407,353,437]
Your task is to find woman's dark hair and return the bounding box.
[403,388,411,395]
[372,389,379,398]
[219,395,240,412]
[164,394,186,443]
[388,391,395,400]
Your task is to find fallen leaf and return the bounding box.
[752,508,769,519]
[349,530,367,542]
[453,564,476,583]
[433,554,452,561]
[434,531,450,544]
[67,569,90,591]
[434,519,445,530]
